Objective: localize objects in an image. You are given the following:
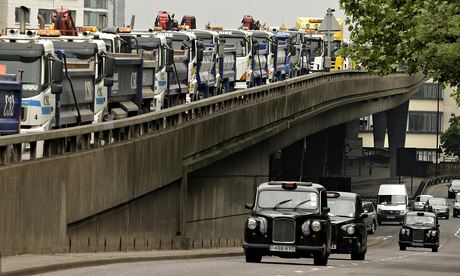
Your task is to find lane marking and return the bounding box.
[382,235,393,241]
[294,271,303,273]
[311,268,320,271]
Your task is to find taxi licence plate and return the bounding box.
[269,245,296,252]
[412,242,424,246]
[386,216,395,219]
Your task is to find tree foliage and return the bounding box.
[441,114,460,158]
[339,0,460,95]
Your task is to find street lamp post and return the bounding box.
[435,83,440,176]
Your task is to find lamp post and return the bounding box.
[435,83,440,177]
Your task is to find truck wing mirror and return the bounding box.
[196,48,204,64]
[104,57,115,77]
[196,40,204,49]
[290,45,297,56]
[104,78,114,87]
[52,60,64,83]
[166,49,174,65]
[165,64,173,73]
[252,40,259,55]
[51,84,62,95]
[218,44,225,56]
[271,43,278,54]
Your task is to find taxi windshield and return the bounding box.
[456,194,460,202]
[328,198,355,218]
[428,198,446,206]
[257,190,318,210]
[405,214,435,226]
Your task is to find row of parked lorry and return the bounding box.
[0,8,353,154]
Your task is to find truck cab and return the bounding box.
[0,73,22,136]
[250,31,273,86]
[272,31,291,81]
[216,30,253,90]
[305,35,324,72]
[377,184,409,225]
[286,31,309,77]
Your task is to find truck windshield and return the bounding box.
[0,59,41,97]
[223,38,246,57]
[328,198,355,218]
[257,190,318,210]
[405,214,435,226]
[378,195,406,205]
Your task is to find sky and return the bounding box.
[125,0,347,32]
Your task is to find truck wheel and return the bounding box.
[245,250,262,263]
[432,247,438,252]
[399,245,406,251]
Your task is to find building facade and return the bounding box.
[359,81,459,162]
[0,0,125,30]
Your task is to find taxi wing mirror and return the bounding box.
[245,203,254,210]
[322,207,330,213]
[360,213,368,219]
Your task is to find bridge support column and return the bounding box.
[278,139,305,181]
[326,124,346,176]
[186,142,270,248]
[385,101,409,180]
[304,129,328,182]
[373,112,387,149]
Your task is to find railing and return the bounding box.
[0,71,418,166]
[413,174,460,198]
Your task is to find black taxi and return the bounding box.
[243,181,331,265]
[327,192,368,260]
[398,211,440,252]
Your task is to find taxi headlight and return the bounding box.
[431,230,437,237]
[401,228,410,235]
[400,210,406,215]
[247,218,257,230]
[311,221,321,232]
[346,226,355,235]
[377,208,382,214]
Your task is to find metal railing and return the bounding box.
[413,174,460,198]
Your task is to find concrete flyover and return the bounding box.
[0,71,425,255]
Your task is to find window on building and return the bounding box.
[84,0,108,9]
[412,83,444,100]
[416,149,437,162]
[15,7,30,24]
[408,111,443,133]
[84,11,107,29]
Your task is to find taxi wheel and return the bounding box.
[245,250,262,263]
[445,213,449,220]
[351,251,365,260]
[432,247,438,252]
[399,245,406,251]
[313,254,328,266]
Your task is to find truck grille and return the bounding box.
[413,229,424,242]
[272,218,295,243]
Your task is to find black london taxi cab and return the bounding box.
[327,191,368,260]
[398,211,440,252]
[243,181,332,265]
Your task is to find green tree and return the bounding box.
[441,114,460,158]
[339,0,460,97]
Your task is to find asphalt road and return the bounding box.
[43,184,460,276]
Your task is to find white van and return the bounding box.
[448,179,460,199]
[376,184,408,225]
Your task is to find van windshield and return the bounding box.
[378,195,406,205]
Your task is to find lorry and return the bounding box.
[376,184,409,225]
[249,31,273,86]
[272,30,292,81]
[214,30,253,90]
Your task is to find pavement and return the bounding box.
[0,160,424,275]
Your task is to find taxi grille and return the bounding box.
[413,229,424,242]
[272,218,295,243]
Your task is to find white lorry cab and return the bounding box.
[376,184,408,225]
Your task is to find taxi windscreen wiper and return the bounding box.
[273,199,292,210]
[293,200,311,211]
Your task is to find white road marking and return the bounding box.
[294,271,303,273]
[382,235,393,241]
[311,268,320,271]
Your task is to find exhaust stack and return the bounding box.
[37,14,45,29]
[18,6,29,34]
[130,15,135,29]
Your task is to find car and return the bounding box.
[362,201,377,234]
[425,197,449,219]
[327,191,368,260]
[453,193,460,218]
[398,211,440,252]
[243,181,332,265]
[413,195,433,211]
[448,179,460,199]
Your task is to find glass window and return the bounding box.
[360,115,373,131]
[405,214,435,226]
[377,195,406,205]
[408,111,443,133]
[328,198,355,217]
[84,0,107,9]
[15,7,30,23]
[412,83,444,100]
[84,11,107,29]
[38,9,53,25]
[223,37,247,57]
[257,190,318,210]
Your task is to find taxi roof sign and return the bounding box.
[282,183,297,190]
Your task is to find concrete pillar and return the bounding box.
[385,101,409,180]
[372,112,387,149]
[187,142,270,248]
[326,124,346,176]
[279,139,305,181]
[304,129,328,182]
[346,119,360,139]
